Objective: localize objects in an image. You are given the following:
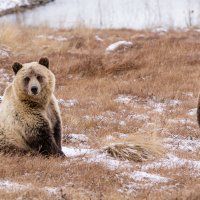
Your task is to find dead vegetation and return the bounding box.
[0,24,200,199]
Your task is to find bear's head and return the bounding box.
[12,57,55,107]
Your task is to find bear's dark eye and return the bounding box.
[37,75,43,82]
[24,77,30,82]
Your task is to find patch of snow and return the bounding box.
[119,120,126,126]
[118,133,129,138]
[128,171,169,183]
[168,118,195,125]
[0,96,3,103]
[86,152,131,170]
[0,0,29,12]
[188,108,197,116]
[164,137,200,152]
[106,133,128,141]
[168,99,181,107]
[58,99,78,108]
[152,27,168,33]
[0,49,9,58]
[183,92,193,97]
[106,135,115,141]
[84,111,124,126]
[36,35,67,42]
[127,114,149,121]
[114,95,138,104]
[66,133,88,143]
[0,180,29,191]
[44,187,59,195]
[105,41,133,53]
[95,35,104,42]
[147,99,166,113]
[62,146,92,157]
[142,153,200,172]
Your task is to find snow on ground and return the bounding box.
[127,171,169,183]
[142,153,200,173]
[62,145,132,170]
[188,108,197,116]
[62,146,92,157]
[114,95,138,104]
[0,180,30,191]
[95,35,104,42]
[0,69,11,85]
[0,96,3,102]
[0,0,29,12]
[65,133,88,144]
[164,137,200,152]
[0,49,10,58]
[105,41,133,53]
[58,99,78,108]
[86,152,132,170]
[114,95,181,114]
[36,35,67,42]
[44,187,59,195]
[0,179,60,195]
[126,113,149,121]
[168,118,196,125]
[147,99,166,113]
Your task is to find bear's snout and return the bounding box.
[31,86,38,95]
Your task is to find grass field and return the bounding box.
[0,24,200,199]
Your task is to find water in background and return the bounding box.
[0,0,200,29]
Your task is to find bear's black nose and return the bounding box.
[31,86,38,95]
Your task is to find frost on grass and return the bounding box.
[0,69,11,84]
[115,95,181,114]
[146,99,166,113]
[44,187,59,195]
[62,146,92,157]
[83,111,126,126]
[86,152,132,170]
[58,99,78,108]
[0,96,3,103]
[187,108,197,116]
[65,133,88,144]
[0,180,29,191]
[142,153,200,173]
[0,49,10,58]
[164,137,200,152]
[95,35,104,42]
[114,95,138,104]
[127,171,169,183]
[105,41,133,53]
[126,114,149,121]
[168,118,195,125]
[36,35,67,42]
[62,145,132,170]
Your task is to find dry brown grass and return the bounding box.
[0,23,200,199]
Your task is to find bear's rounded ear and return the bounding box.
[39,57,49,68]
[12,62,23,75]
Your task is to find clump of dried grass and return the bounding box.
[103,134,164,162]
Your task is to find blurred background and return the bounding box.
[0,0,200,30]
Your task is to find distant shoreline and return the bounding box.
[0,0,54,17]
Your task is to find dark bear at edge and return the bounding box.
[0,57,65,157]
[197,94,200,128]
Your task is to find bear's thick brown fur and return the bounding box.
[0,57,65,157]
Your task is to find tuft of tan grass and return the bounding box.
[103,134,164,162]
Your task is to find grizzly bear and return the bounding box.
[0,57,65,157]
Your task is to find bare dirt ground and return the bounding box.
[0,24,200,199]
